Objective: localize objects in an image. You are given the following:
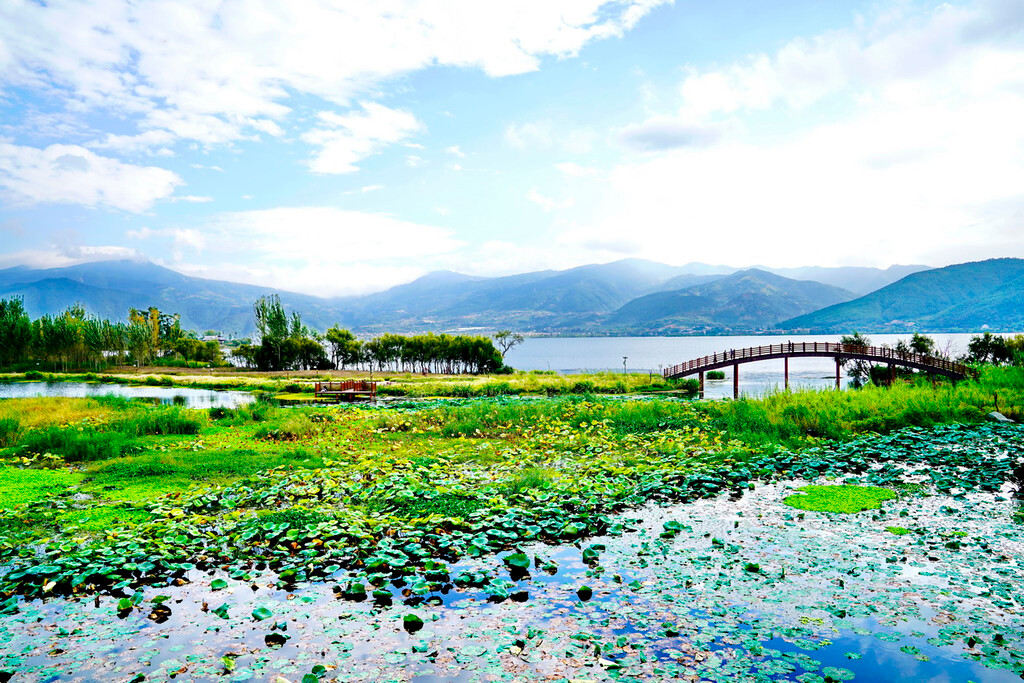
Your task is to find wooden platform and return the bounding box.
[314,380,377,403]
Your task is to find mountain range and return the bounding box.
[782,258,1024,333]
[0,257,1014,336]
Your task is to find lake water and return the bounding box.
[0,381,254,408]
[504,333,983,398]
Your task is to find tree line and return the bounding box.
[226,295,507,374]
[0,297,224,370]
[0,294,509,375]
[839,331,1024,387]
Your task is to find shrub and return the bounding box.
[255,413,314,441]
[0,417,21,447]
[706,370,726,380]
[208,406,236,420]
[23,371,45,380]
[384,493,486,519]
[118,408,204,436]
[20,427,139,462]
[258,507,333,528]
[571,380,596,394]
[97,458,180,478]
[502,467,556,493]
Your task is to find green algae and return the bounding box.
[782,485,897,514]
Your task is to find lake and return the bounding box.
[0,381,254,408]
[504,333,984,398]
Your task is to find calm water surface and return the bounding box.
[0,381,254,408]
[505,333,983,398]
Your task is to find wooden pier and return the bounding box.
[314,380,377,403]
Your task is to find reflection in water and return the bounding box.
[1,484,1019,682]
[0,381,253,408]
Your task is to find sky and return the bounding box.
[0,0,1022,297]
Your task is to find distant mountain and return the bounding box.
[0,261,354,335]
[343,258,714,332]
[781,258,1024,333]
[608,269,856,334]
[758,264,931,296]
[0,257,944,336]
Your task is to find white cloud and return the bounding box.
[506,120,595,153]
[676,0,1024,122]
[199,206,463,264]
[617,118,723,151]
[168,206,466,295]
[527,188,575,211]
[569,0,1024,269]
[406,155,426,167]
[342,184,384,195]
[126,226,206,260]
[173,261,429,298]
[505,120,554,150]
[171,195,213,203]
[0,0,667,153]
[555,161,598,177]
[0,142,182,212]
[302,102,423,174]
[444,145,467,157]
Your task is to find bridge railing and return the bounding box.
[663,342,971,378]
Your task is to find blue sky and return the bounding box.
[1,0,1022,296]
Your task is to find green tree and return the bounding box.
[493,330,524,360]
[838,332,872,388]
[326,326,361,369]
[966,332,1011,365]
[0,297,32,367]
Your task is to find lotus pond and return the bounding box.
[0,392,1021,682]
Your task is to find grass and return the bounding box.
[56,506,153,532]
[704,366,1024,448]
[0,366,1019,601]
[0,418,20,447]
[782,485,897,513]
[0,467,85,509]
[85,449,322,502]
[17,426,140,462]
[114,407,205,436]
[381,493,488,519]
[0,396,118,429]
[502,467,557,493]
[380,396,704,438]
[255,413,315,440]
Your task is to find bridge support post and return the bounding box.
[784,357,789,391]
[835,358,841,390]
[698,371,704,398]
[733,364,739,400]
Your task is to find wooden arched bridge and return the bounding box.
[663,341,975,399]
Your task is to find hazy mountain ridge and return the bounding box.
[781,258,1024,332]
[0,258,937,336]
[607,269,856,334]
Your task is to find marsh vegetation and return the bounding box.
[0,367,1022,680]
